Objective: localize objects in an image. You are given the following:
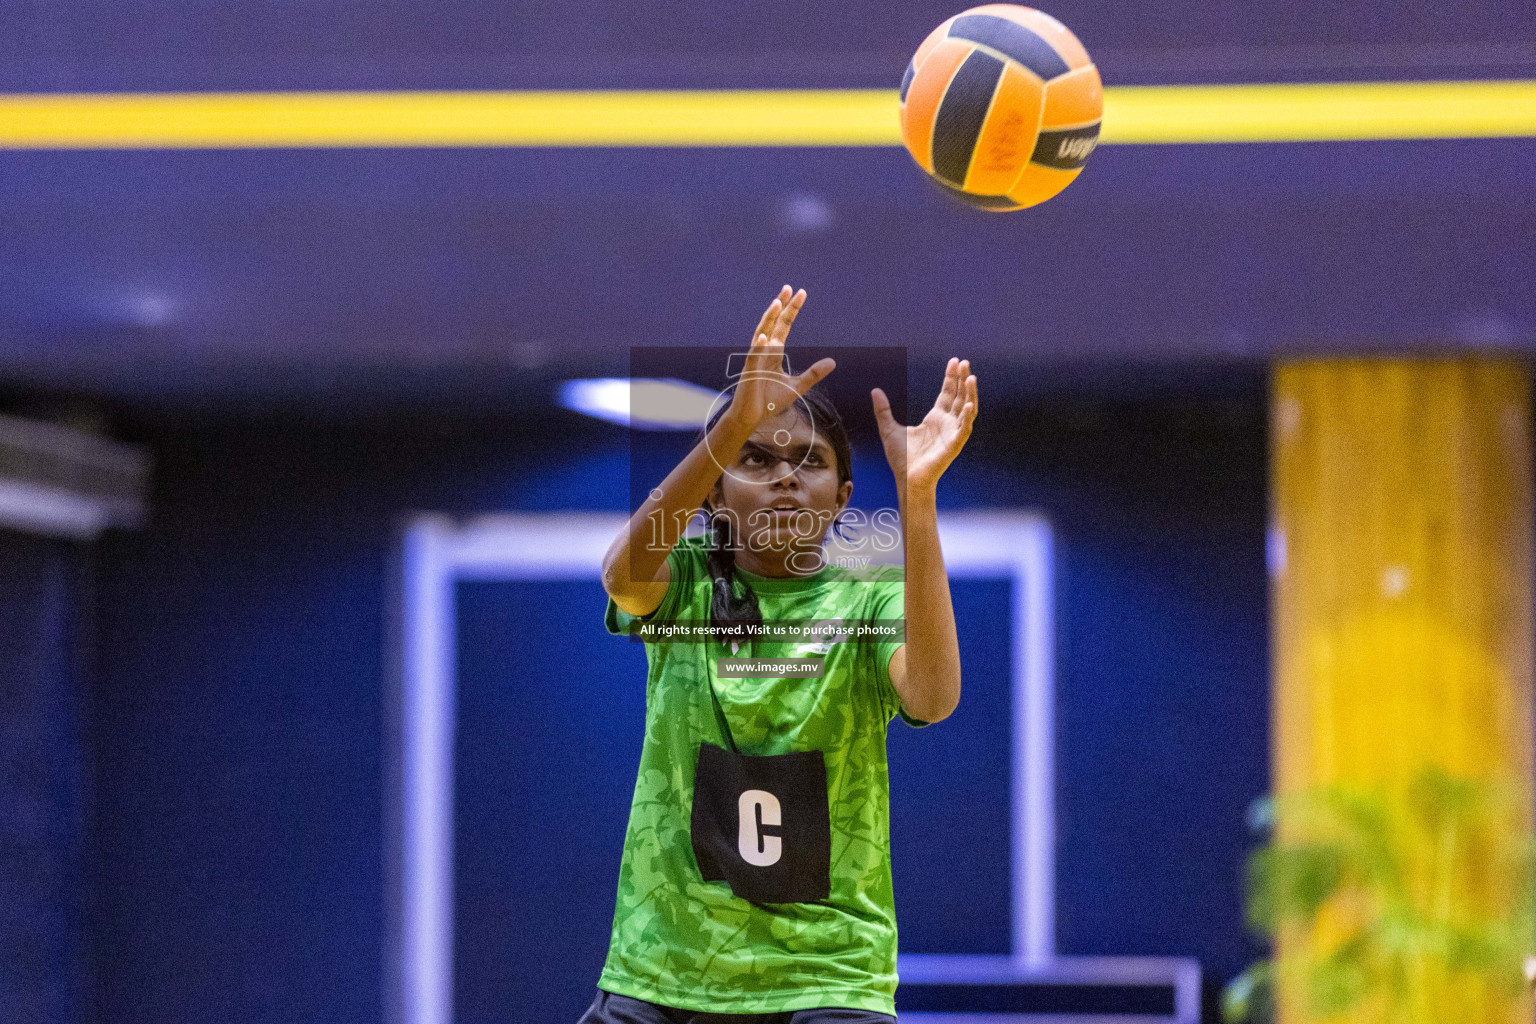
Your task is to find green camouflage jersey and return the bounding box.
[599,533,926,1014]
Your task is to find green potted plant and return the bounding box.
[1224,764,1535,1024]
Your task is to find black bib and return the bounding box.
[689,651,832,904]
[690,740,832,904]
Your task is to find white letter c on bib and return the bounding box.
[737,789,783,866]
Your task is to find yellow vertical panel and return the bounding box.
[1271,357,1534,1024]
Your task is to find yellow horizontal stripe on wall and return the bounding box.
[1,79,1533,149]
[0,90,898,148]
[1106,79,1536,143]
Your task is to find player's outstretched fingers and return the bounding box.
[770,288,807,345]
[794,356,836,396]
[871,386,901,431]
[753,297,784,346]
[957,402,976,448]
[937,357,960,413]
[743,331,774,379]
[951,360,971,415]
[752,287,790,345]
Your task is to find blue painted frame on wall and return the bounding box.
[387,510,1198,1023]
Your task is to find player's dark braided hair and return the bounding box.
[700,386,854,645]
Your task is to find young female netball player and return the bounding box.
[582,285,978,1022]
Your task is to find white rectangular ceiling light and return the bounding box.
[557,377,721,430]
[0,413,148,540]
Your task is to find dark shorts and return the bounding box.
[576,988,898,1024]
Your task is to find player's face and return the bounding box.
[714,407,850,568]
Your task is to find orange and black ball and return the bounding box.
[900,4,1103,211]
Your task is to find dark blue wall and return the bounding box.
[87,387,1269,1023]
[4,0,1531,91]
[0,529,90,1024]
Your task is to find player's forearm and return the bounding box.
[897,485,962,721]
[602,410,755,592]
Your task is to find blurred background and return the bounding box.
[2,2,1534,1024]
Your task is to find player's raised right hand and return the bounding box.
[723,285,834,431]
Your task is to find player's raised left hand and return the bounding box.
[871,357,978,495]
